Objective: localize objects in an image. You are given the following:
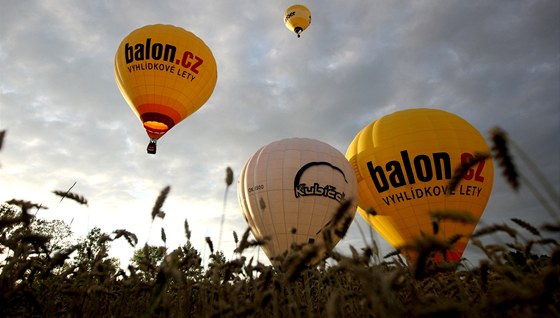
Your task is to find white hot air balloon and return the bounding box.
[237,138,358,265]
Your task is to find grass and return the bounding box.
[0,127,559,317]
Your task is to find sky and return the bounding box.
[1,0,559,268]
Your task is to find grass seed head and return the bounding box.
[184,219,191,240]
[0,130,5,151]
[161,228,167,244]
[52,190,88,206]
[233,230,238,244]
[225,167,234,186]
[511,218,541,236]
[205,236,214,254]
[113,229,138,247]
[151,186,170,220]
[472,224,518,239]
[490,127,519,190]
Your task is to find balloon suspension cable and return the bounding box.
[147,139,157,155]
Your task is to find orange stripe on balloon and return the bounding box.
[137,103,182,124]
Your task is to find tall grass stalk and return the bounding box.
[218,167,234,251]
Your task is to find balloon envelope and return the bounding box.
[114,24,217,146]
[284,4,311,38]
[238,138,358,264]
[346,108,494,262]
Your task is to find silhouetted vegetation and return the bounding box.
[1,128,558,317]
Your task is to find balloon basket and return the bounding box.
[147,140,157,154]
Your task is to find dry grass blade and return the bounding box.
[52,190,88,206]
[490,127,519,190]
[151,186,170,220]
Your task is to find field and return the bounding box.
[1,128,559,317]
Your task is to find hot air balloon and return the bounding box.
[238,138,358,265]
[346,108,494,262]
[284,4,311,38]
[114,24,217,154]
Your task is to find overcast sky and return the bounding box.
[1,0,559,267]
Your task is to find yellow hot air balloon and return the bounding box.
[284,4,311,38]
[238,138,358,265]
[346,108,494,262]
[114,24,217,154]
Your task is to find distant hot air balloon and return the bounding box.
[238,138,358,265]
[346,108,494,262]
[284,4,311,38]
[114,24,217,154]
